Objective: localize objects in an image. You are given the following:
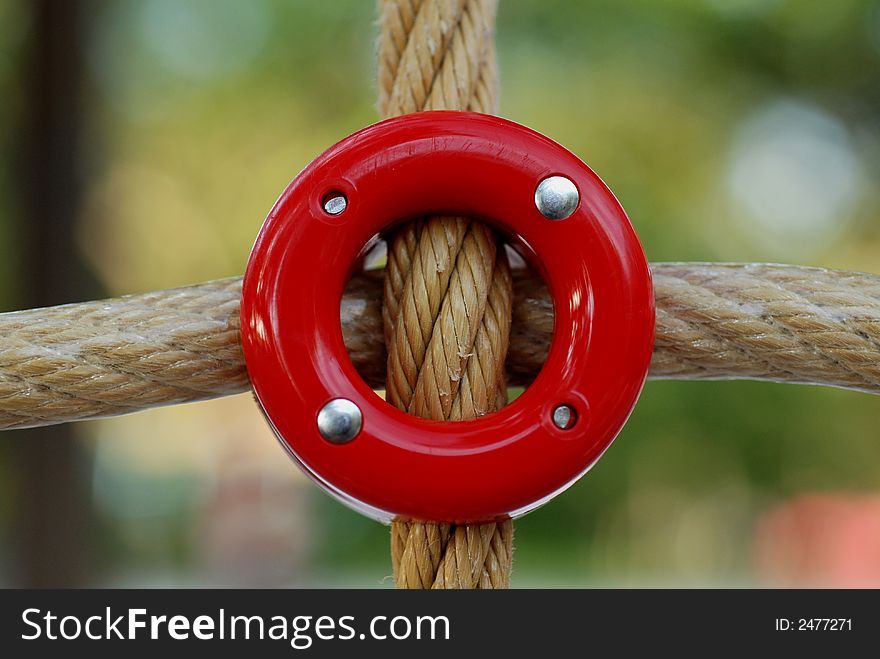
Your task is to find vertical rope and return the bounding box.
[377,0,514,589]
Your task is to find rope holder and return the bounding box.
[240,111,655,523]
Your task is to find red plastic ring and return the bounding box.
[241,111,654,523]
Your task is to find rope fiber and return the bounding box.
[377,0,514,589]
[3,263,879,429]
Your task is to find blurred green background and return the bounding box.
[1,0,880,587]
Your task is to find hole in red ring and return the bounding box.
[340,226,554,421]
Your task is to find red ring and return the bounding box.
[241,111,654,523]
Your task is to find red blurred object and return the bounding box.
[754,494,880,587]
[240,111,654,523]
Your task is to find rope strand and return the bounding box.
[378,0,513,590]
[2,263,879,431]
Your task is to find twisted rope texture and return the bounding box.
[378,0,514,589]
[0,278,247,429]
[2,264,880,430]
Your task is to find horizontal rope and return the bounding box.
[1,262,879,431]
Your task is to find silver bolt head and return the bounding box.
[535,176,579,220]
[323,194,347,216]
[552,404,577,430]
[317,398,362,443]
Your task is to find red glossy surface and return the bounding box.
[240,111,654,523]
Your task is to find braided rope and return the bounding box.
[2,264,879,433]
[0,278,247,429]
[652,264,880,391]
[378,0,514,589]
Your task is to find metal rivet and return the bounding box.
[535,176,579,220]
[552,404,577,430]
[317,398,362,443]
[323,193,347,216]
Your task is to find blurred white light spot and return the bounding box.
[725,100,861,252]
[89,0,272,120]
[139,0,270,81]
